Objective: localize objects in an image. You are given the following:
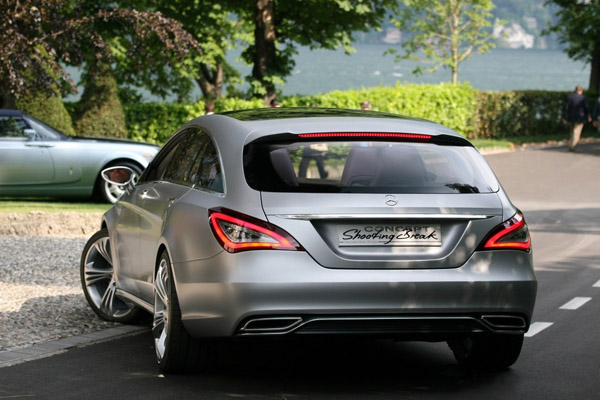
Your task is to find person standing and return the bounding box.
[562,85,591,152]
[593,96,600,131]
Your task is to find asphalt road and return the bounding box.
[1,141,599,400]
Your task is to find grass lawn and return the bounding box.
[0,198,111,213]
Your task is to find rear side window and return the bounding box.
[149,127,223,192]
[244,139,498,194]
[162,129,201,185]
[189,135,223,193]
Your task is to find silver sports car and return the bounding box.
[0,109,159,203]
[81,108,537,373]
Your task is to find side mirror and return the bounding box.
[23,128,39,140]
[101,166,135,186]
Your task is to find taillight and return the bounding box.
[479,211,531,252]
[209,208,302,253]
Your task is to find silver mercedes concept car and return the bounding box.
[81,108,536,373]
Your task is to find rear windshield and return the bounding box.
[244,140,499,194]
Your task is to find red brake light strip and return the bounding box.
[297,132,432,140]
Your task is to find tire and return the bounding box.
[448,333,524,371]
[95,161,143,204]
[80,229,139,322]
[153,250,207,373]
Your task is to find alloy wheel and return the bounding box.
[153,257,170,361]
[81,229,138,321]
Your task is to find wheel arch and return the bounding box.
[154,240,186,299]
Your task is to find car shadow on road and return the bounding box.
[159,336,523,397]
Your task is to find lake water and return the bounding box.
[228,44,591,96]
[65,45,591,102]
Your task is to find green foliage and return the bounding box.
[73,62,127,138]
[286,83,477,137]
[476,90,599,139]
[545,1,600,63]
[16,93,76,136]
[14,46,76,135]
[236,0,397,100]
[475,91,565,139]
[544,0,600,91]
[152,0,245,100]
[74,84,596,145]
[125,102,204,144]
[124,98,265,144]
[122,83,477,143]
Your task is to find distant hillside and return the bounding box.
[493,0,560,49]
[355,0,561,50]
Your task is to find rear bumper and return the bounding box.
[172,250,536,338]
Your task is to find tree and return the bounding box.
[66,2,204,136]
[545,0,600,92]
[233,0,397,104]
[152,1,246,101]
[391,0,496,85]
[0,0,202,108]
[74,60,127,138]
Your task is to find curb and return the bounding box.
[0,325,149,368]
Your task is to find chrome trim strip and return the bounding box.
[115,288,153,313]
[273,213,494,220]
[237,316,499,336]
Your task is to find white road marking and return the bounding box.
[559,297,592,310]
[525,322,553,337]
[593,279,600,288]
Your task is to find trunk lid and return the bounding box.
[262,192,503,269]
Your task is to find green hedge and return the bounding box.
[17,93,76,136]
[476,90,565,139]
[72,84,600,145]
[124,98,265,144]
[123,83,478,144]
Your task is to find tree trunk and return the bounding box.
[196,63,224,100]
[450,1,459,85]
[0,87,16,109]
[252,0,276,105]
[451,42,459,85]
[589,38,600,92]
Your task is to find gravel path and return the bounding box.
[0,236,122,351]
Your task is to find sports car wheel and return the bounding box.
[96,161,142,204]
[448,333,524,370]
[81,229,139,322]
[153,251,204,373]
